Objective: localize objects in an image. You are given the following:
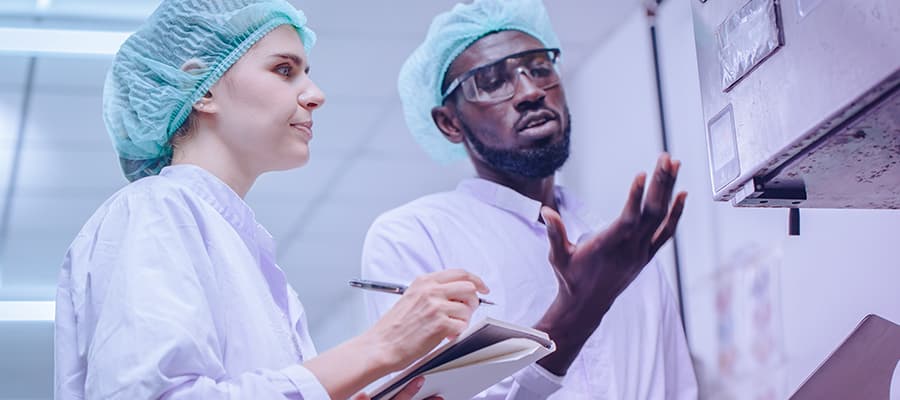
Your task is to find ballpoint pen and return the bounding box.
[349,279,496,305]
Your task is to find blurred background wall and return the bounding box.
[0,0,897,398]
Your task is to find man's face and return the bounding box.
[440,30,570,179]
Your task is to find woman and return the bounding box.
[53,1,488,399]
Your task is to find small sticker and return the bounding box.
[708,104,741,192]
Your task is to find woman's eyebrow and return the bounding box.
[270,53,305,68]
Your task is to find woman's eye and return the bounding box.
[275,65,293,77]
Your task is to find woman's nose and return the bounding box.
[298,80,326,110]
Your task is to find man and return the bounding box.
[362,0,697,398]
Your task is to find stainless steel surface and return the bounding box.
[692,0,900,208]
[734,79,900,208]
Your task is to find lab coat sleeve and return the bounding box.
[361,211,563,400]
[64,188,330,400]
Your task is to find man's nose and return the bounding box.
[513,67,546,105]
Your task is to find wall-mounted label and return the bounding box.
[708,104,741,192]
[716,0,784,91]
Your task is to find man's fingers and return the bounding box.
[541,206,573,268]
[638,155,678,240]
[649,191,687,257]
[624,173,646,226]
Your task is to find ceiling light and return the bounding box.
[0,27,131,57]
[0,301,55,321]
[36,0,53,11]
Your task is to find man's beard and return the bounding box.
[461,110,571,179]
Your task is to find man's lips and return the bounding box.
[516,110,556,131]
[516,110,558,139]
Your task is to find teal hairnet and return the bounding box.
[103,0,316,181]
[397,0,561,163]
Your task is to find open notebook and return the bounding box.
[370,318,556,400]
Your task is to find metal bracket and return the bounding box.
[734,176,808,207]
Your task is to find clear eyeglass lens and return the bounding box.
[461,49,559,102]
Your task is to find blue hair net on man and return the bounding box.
[397,0,561,163]
[103,0,316,181]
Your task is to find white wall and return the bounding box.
[561,6,681,293]
[655,0,900,397]
[564,0,900,397]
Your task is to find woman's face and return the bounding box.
[207,25,325,175]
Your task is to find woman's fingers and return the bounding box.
[390,377,426,400]
[440,281,481,309]
[442,298,476,322]
[427,269,489,294]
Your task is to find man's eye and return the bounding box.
[475,74,505,92]
[476,66,508,92]
[530,66,553,78]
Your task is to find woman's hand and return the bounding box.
[363,269,489,373]
[351,377,443,400]
[304,270,485,400]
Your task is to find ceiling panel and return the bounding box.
[359,103,427,158]
[295,196,415,238]
[6,192,104,236]
[14,147,123,194]
[2,230,70,292]
[0,0,159,19]
[279,230,370,327]
[3,192,107,295]
[0,1,40,14]
[0,92,24,194]
[0,322,53,399]
[32,57,111,93]
[0,56,28,89]
[547,0,644,47]
[245,158,345,239]
[300,98,390,156]
[329,155,474,202]
[305,36,425,99]
[23,91,108,150]
[296,1,461,37]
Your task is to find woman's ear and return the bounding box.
[193,91,218,114]
[181,58,219,114]
[431,105,465,144]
